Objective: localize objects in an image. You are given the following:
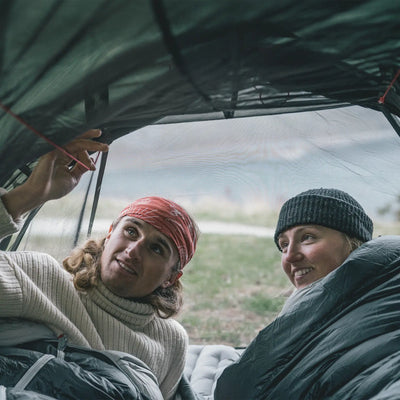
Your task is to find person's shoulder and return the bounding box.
[163,316,187,333]
[157,317,188,343]
[170,317,188,335]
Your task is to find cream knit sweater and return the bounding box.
[0,197,188,400]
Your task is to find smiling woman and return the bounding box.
[274,187,373,291]
[278,225,354,289]
[214,187,385,400]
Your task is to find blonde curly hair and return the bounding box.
[63,236,183,319]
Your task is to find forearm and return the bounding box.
[1,183,44,221]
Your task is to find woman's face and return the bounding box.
[278,225,351,289]
[100,216,180,298]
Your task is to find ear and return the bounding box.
[160,270,183,288]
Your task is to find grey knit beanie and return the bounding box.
[274,188,373,249]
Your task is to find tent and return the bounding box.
[1,1,400,399]
[1,0,400,189]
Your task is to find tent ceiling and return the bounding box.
[0,0,399,186]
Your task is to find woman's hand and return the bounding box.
[2,129,109,220]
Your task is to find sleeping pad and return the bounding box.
[214,235,400,400]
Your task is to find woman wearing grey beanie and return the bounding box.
[274,188,373,291]
[215,189,400,400]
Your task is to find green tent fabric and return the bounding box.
[0,0,400,187]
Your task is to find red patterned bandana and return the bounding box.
[117,196,198,268]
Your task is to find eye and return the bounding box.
[278,240,288,252]
[302,233,315,242]
[125,226,139,238]
[150,243,164,256]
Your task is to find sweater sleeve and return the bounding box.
[160,319,189,400]
[0,250,105,348]
[0,188,23,240]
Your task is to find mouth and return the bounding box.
[293,267,313,278]
[116,259,137,275]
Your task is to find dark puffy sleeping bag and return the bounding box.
[214,236,400,400]
[0,388,55,400]
[0,339,159,400]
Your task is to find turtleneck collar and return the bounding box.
[88,280,156,329]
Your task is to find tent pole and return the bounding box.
[87,151,108,238]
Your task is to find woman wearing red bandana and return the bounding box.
[0,131,199,399]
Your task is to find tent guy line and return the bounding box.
[0,101,90,171]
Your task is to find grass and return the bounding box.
[243,294,286,316]
[188,194,280,226]
[176,233,290,347]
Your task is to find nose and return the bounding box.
[125,238,145,259]
[283,242,302,264]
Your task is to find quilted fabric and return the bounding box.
[185,344,242,399]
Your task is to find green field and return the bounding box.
[176,233,289,347]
